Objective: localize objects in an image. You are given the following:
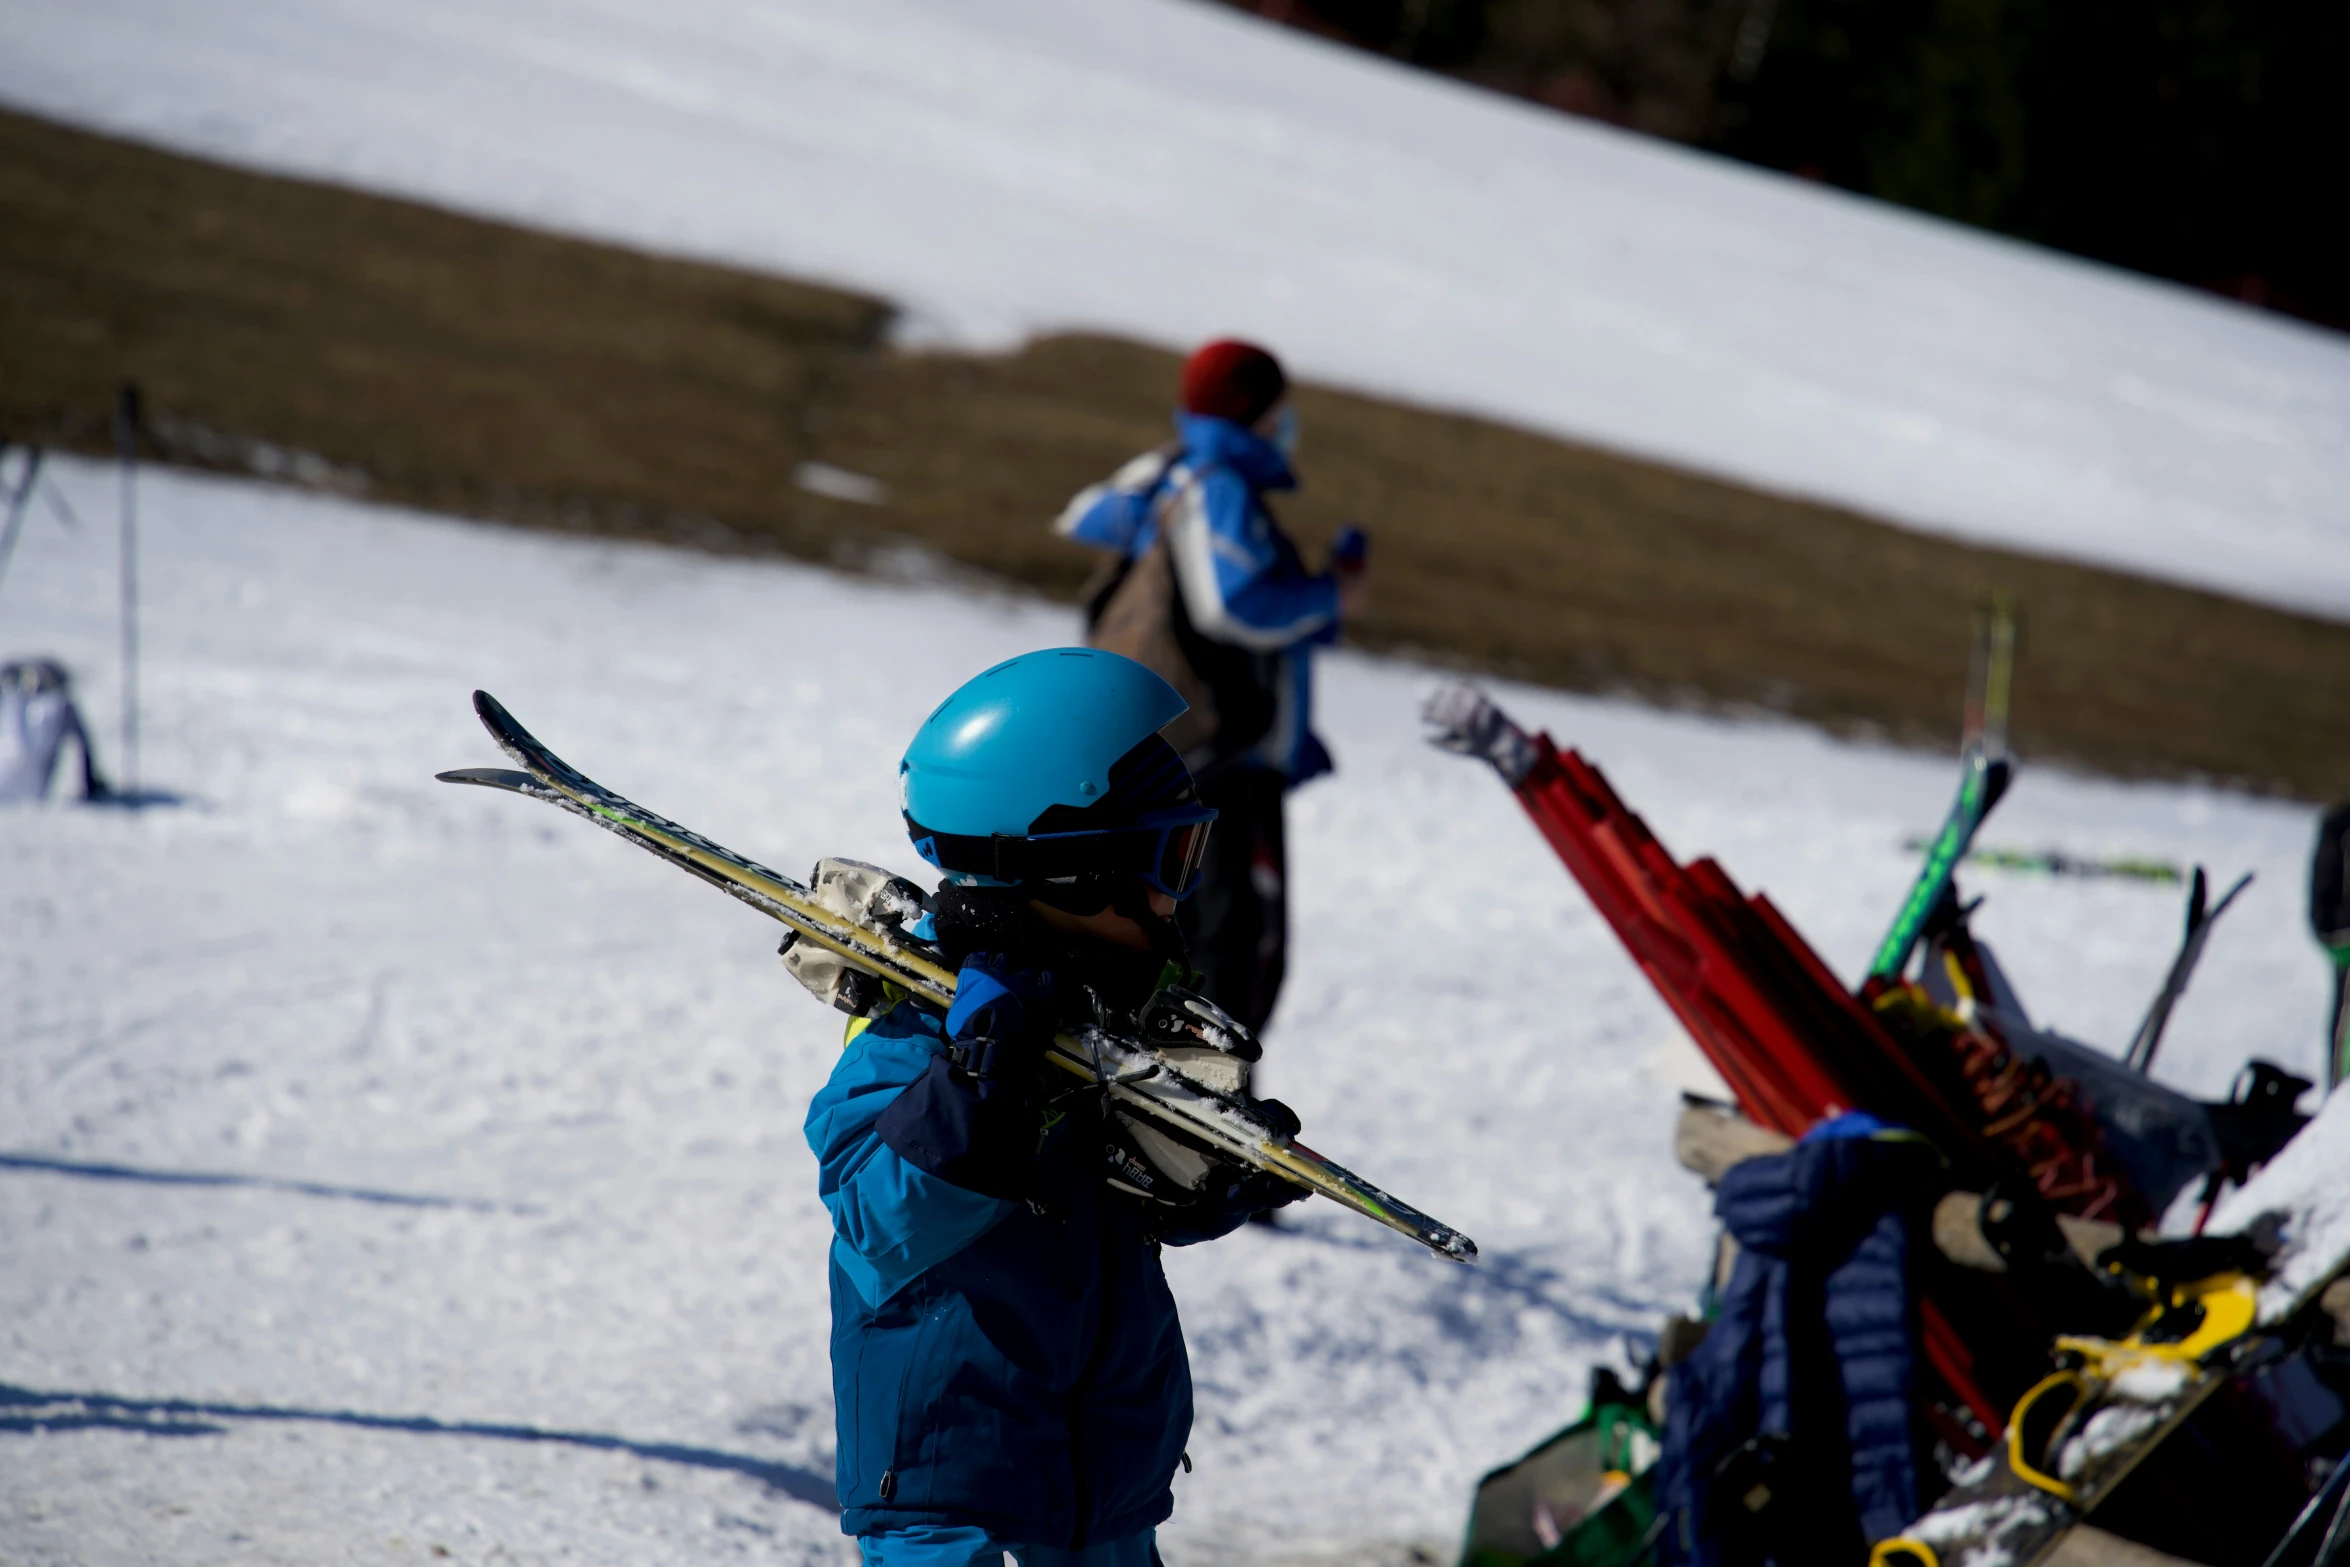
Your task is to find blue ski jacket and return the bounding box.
[1655,1116,1937,1565]
[1055,413,1340,784]
[806,993,1250,1549]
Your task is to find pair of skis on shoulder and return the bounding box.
[439,691,1476,1264]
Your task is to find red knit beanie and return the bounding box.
[1179,340,1288,426]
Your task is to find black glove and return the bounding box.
[1156,1163,1310,1246]
[1216,1167,1311,1217]
[1215,1100,1306,1215]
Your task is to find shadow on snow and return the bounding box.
[81,787,195,811]
[1254,1217,1664,1354]
[0,1383,836,1508]
[0,1152,537,1214]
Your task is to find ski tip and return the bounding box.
[435,766,538,791]
[471,689,505,725]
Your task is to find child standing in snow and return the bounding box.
[804,648,1304,1566]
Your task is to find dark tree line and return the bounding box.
[1224,0,2349,330]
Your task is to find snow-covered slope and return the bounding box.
[6,0,2350,619]
[0,462,2326,1562]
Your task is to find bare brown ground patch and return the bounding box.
[5,106,2344,797]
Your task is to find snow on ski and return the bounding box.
[439,690,1478,1264]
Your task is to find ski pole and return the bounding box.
[2124,868,2253,1075]
[115,384,140,802]
[0,443,43,608]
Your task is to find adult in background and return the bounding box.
[2309,799,2350,1089]
[0,658,106,803]
[1052,340,1368,1034]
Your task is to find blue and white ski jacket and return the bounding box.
[807,998,1242,1548]
[1055,413,1340,784]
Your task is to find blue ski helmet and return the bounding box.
[901,649,1217,897]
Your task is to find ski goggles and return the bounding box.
[909,803,1219,899]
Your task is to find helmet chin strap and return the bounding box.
[932,880,1186,1018]
[1106,878,1190,961]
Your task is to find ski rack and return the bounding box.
[1430,681,2336,1562]
[1423,684,2130,1438]
[1491,725,2026,1433]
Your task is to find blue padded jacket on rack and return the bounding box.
[1653,1118,1939,1565]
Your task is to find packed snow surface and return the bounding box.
[0,461,2332,1563]
[6,0,2350,617]
[2218,1078,2350,1321]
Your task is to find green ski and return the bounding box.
[1869,598,2018,985]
